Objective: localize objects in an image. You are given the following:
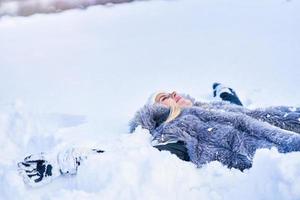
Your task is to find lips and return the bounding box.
[175,96,181,103]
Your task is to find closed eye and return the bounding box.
[161,97,168,101]
[159,95,168,102]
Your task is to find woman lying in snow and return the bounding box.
[18,83,300,187]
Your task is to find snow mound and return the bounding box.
[1,105,300,200]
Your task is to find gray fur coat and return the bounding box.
[130,101,300,171]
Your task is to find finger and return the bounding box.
[34,175,44,183]
[17,162,30,170]
[22,174,41,187]
[18,161,37,168]
[18,168,45,187]
[24,153,45,162]
[27,173,39,178]
[18,166,28,177]
[25,168,37,174]
[20,170,40,182]
[26,160,45,164]
[17,162,36,172]
[18,162,30,167]
[21,173,34,184]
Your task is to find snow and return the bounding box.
[0,0,300,199]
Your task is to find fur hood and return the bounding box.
[129,104,170,134]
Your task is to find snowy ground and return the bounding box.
[0,0,300,199]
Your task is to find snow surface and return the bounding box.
[0,0,300,199]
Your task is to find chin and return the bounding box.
[178,101,192,108]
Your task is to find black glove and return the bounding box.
[18,152,61,187]
[18,148,104,187]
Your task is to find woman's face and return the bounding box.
[155,91,193,108]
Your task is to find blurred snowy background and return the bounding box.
[0,0,136,17]
[0,0,300,199]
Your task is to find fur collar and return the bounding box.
[129,104,170,133]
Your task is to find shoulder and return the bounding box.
[194,100,248,113]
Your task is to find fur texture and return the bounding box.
[129,101,300,171]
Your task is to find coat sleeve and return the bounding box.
[223,111,300,153]
[152,114,205,165]
[248,106,300,134]
[188,107,300,157]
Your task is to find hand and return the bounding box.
[18,148,105,187]
[17,152,61,187]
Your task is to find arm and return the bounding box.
[248,106,300,134]
[217,110,300,153]
[150,115,202,165]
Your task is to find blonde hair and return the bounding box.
[152,92,182,123]
[164,100,182,123]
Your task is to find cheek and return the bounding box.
[177,100,185,106]
[161,99,174,106]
